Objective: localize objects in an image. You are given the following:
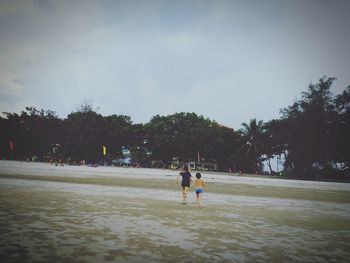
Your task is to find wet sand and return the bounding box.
[0,160,350,262]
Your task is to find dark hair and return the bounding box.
[183,166,188,171]
[196,172,201,179]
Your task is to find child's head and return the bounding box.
[196,172,201,179]
[183,165,188,171]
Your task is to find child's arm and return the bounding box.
[176,174,180,184]
[191,178,195,186]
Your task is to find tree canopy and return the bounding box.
[0,76,349,180]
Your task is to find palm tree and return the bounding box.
[237,118,265,173]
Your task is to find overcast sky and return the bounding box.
[1,0,349,129]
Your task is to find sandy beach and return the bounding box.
[1,160,349,262]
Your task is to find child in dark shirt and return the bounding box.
[176,165,192,203]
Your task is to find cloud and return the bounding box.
[0,0,349,129]
[0,0,34,14]
[0,71,27,115]
[0,71,26,95]
[163,31,199,49]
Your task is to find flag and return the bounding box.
[9,141,14,151]
[103,145,106,156]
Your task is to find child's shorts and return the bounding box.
[182,182,190,188]
[195,188,204,194]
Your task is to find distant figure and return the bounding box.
[51,143,63,166]
[192,172,206,207]
[176,165,192,203]
[55,159,64,166]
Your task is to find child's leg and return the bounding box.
[182,187,186,201]
[196,192,200,206]
[185,187,189,198]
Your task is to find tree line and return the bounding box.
[0,76,349,180]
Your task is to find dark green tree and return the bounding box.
[279,76,337,178]
[0,107,61,160]
[236,118,265,173]
[62,109,109,163]
[105,114,135,159]
[333,86,350,173]
[144,112,228,166]
[263,119,289,174]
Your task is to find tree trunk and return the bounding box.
[267,157,272,174]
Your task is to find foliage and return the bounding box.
[236,118,265,173]
[144,112,231,165]
[333,86,350,172]
[0,107,62,160]
[275,77,348,178]
[0,76,349,180]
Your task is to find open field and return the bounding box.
[0,160,350,262]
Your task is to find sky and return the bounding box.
[1,0,350,130]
